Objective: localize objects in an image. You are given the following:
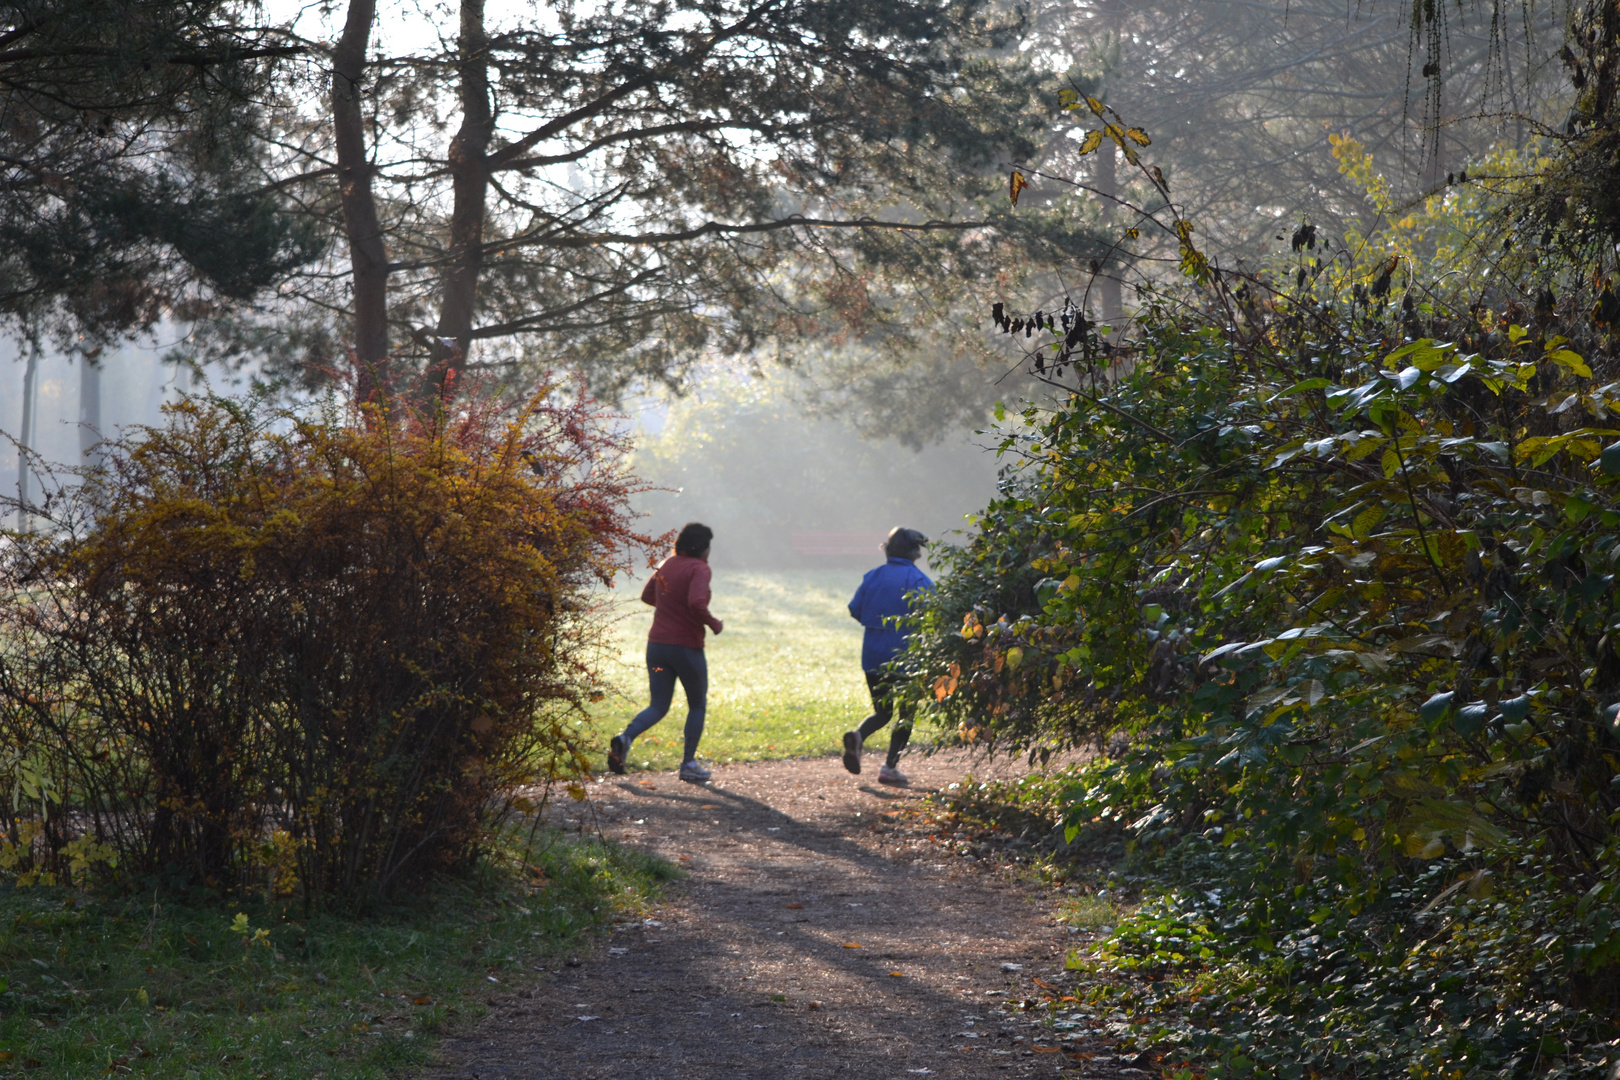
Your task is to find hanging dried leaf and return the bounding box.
[1009,169,1030,206]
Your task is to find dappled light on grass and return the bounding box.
[586,571,872,770]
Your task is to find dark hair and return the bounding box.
[883,526,928,561]
[674,522,714,557]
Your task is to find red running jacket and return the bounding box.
[641,555,722,648]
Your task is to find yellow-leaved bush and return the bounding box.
[0,384,655,904]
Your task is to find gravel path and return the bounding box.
[421,752,1133,1080]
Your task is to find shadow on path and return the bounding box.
[419,753,1106,1080]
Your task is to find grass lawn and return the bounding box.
[0,835,673,1079]
[583,569,874,771]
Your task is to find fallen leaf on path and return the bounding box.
[786,904,803,909]
[1033,1046,1061,1053]
[412,996,433,1006]
[1032,977,1054,989]
[808,1001,823,1010]
[888,971,905,977]
[842,942,861,948]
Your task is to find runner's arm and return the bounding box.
[689,565,723,634]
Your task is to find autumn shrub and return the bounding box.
[0,384,652,905]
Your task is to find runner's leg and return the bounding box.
[885,691,915,769]
[669,646,708,762]
[856,670,895,742]
[622,643,680,747]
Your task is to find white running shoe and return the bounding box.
[877,764,909,786]
[841,730,863,775]
[678,759,712,784]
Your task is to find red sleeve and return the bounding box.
[688,563,721,631]
[641,572,658,607]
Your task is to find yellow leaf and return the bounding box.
[1058,87,1080,108]
[1126,127,1151,146]
[1085,96,1105,115]
[1009,170,1030,206]
[1078,129,1103,155]
[1005,646,1024,670]
[1125,227,1140,240]
[567,783,587,802]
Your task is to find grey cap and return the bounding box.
[883,527,928,560]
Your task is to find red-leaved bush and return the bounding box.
[0,380,655,904]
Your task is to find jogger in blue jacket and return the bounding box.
[843,527,933,785]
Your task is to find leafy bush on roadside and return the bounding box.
[0,386,653,905]
[906,144,1620,1074]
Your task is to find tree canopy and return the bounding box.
[0,0,320,344]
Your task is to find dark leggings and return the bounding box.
[623,642,707,762]
[857,669,913,768]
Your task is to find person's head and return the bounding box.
[883,526,928,562]
[675,522,714,558]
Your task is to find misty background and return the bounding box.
[3,349,1009,571]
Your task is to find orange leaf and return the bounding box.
[786,903,803,909]
[1032,977,1054,989]
[889,971,905,977]
[1033,1046,1061,1053]
[842,942,861,948]
[1009,170,1030,207]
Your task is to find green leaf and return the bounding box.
[1602,441,1620,475]
[1273,377,1333,399]
[1454,702,1489,737]
[1419,691,1455,724]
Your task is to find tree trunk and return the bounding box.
[424,0,495,408]
[1093,143,1124,326]
[15,351,37,531]
[78,356,102,467]
[331,0,391,405]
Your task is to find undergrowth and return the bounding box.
[949,768,1619,1080]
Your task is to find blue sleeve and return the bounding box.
[848,577,866,621]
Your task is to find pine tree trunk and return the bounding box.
[424,0,495,407]
[15,351,37,531]
[331,0,391,405]
[78,357,101,467]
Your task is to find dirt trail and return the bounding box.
[422,752,1128,1080]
